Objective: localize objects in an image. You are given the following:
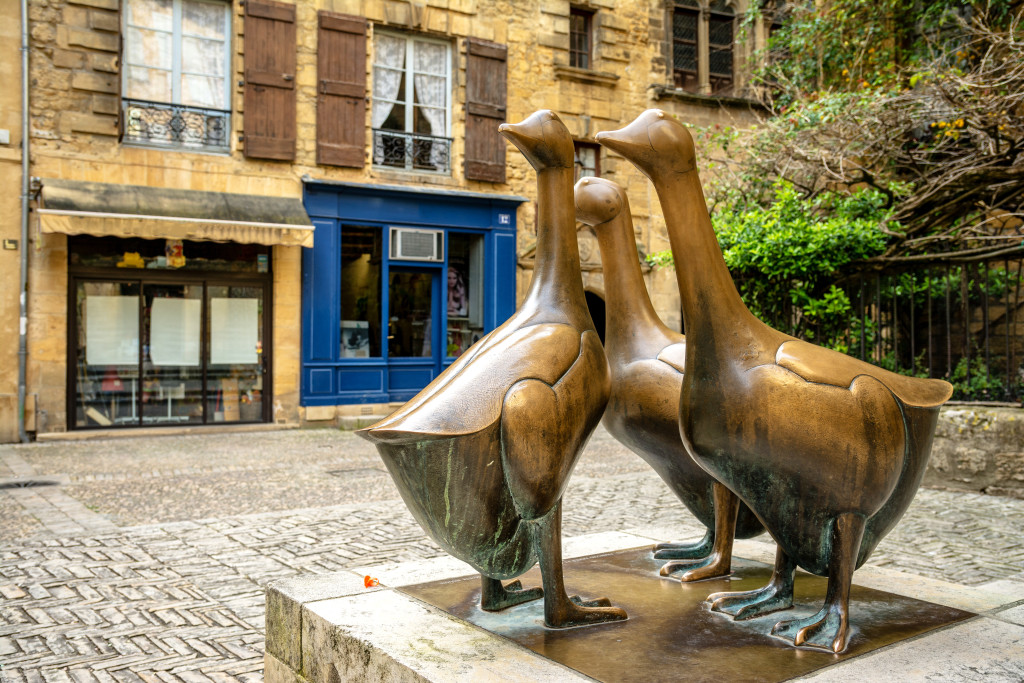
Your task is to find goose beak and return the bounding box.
[498,121,535,152]
[595,128,644,160]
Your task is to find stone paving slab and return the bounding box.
[0,427,1023,680]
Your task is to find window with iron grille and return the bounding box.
[574,142,600,184]
[569,7,593,70]
[372,31,453,174]
[672,0,735,95]
[708,1,735,95]
[673,0,699,91]
[121,0,232,152]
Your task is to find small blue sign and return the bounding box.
[498,213,511,225]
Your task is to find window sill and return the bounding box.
[121,141,232,157]
[650,85,766,110]
[554,65,620,88]
[371,167,458,186]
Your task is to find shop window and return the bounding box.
[69,237,270,430]
[68,236,269,272]
[574,142,600,183]
[569,7,594,70]
[672,0,735,95]
[446,233,484,358]
[372,31,453,174]
[122,0,232,152]
[340,227,383,358]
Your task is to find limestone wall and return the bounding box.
[12,0,763,437]
[927,407,1024,499]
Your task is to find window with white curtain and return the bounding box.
[122,0,232,151]
[372,31,452,173]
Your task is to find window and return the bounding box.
[673,1,699,91]
[446,234,484,358]
[569,7,593,70]
[372,31,453,174]
[708,1,735,94]
[122,0,232,152]
[672,0,736,96]
[340,227,383,358]
[574,142,600,183]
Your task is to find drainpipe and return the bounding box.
[17,0,30,442]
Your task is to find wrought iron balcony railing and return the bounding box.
[122,99,231,153]
[372,129,452,174]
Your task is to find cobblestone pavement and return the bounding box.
[1,427,1023,681]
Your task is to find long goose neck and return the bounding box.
[591,211,670,362]
[657,170,756,340]
[523,167,590,325]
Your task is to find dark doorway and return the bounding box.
[585,291,606,346]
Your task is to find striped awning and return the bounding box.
[37,179,314,248]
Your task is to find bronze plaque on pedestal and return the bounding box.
[402,547,974,682]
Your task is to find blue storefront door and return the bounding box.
[386,266,442,401]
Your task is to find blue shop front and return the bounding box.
[301,180,526,406]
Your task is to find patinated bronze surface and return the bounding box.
[402,547,974,682]
[358,110,626,628]
[575,176,764,581]
[596,110,954,652]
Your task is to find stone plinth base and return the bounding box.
[265,531,1024,682]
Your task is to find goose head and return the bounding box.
[574,176,624,228]
[499,110,575,172]
[595,109,696,181]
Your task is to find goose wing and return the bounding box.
[359,323,583,443]
[656,340,687,375]
[775,340,953,408]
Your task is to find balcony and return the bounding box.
[121,99,231,153]
[372,129,452,174]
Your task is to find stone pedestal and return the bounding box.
[265,531,1024,682]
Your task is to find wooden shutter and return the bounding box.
[316,11,367,167]
[244,0,296,160]
[464,39,507,183]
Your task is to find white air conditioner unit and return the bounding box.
[390,227,444,262]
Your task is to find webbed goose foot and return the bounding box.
[530,503,627,628]
[480,577,543,612]
[654,530,713,560]
[707,547,796,620]
[771,513,864,653]
[661,482,741,581]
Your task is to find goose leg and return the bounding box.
[480,576,543,612]
[771,512,865,653]
[529,502,627,628]
[706,546,796,620]
[653,529,714,560]
[660,482,738,581]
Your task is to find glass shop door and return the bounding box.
[205,283,267,423]
[386,266,441,400]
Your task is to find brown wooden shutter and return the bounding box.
[316,11,367,167]
[244,0,296,161]
[464,39,507,183]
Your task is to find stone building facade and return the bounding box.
[1,0,766,441]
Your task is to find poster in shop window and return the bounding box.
[210,298,259,365]
[85,296,140,366]
[150,298,201,366]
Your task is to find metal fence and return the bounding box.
[733,253,1024,404]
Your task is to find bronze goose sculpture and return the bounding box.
[597,110,952,652]
[575,176,764,581]
[358,110,626,628]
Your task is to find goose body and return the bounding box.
[597,110,952,652]
[358,110,626,628]
[575,176,763,582]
